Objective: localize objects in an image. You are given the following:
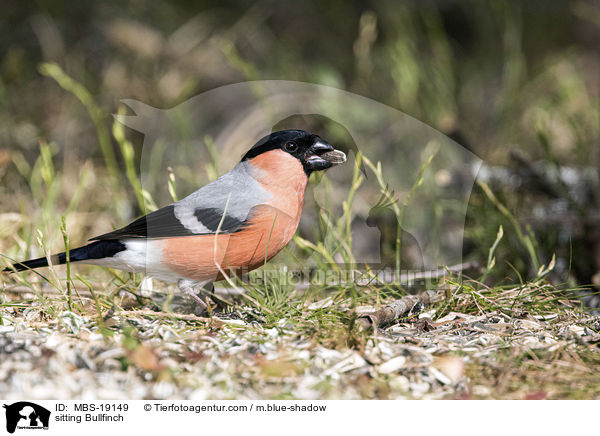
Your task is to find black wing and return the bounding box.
[193,207,244,232]
[91,205,247,240]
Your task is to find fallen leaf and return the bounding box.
[128,345,163,372]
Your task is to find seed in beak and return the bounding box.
[320,150,347,164]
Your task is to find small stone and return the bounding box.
[378,356,407,374]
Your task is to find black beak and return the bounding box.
[305,141,347,172]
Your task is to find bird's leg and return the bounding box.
[177,279,214,313]
[179,280,235,313]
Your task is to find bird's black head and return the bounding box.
[242,129,346,175]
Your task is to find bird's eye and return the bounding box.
[284,141,298,152]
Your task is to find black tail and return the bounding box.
[3,240,126,273]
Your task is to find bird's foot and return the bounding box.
[176,280,219,316]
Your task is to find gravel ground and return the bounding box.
[2,286,600,400]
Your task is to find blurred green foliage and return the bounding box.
[2,1,597,157]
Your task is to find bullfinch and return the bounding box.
[3,130,347,307]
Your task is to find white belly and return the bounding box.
[85,239,182,282]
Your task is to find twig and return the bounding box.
[357,289,445,329]
[115,309,254,327]
[114,308,212,323]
